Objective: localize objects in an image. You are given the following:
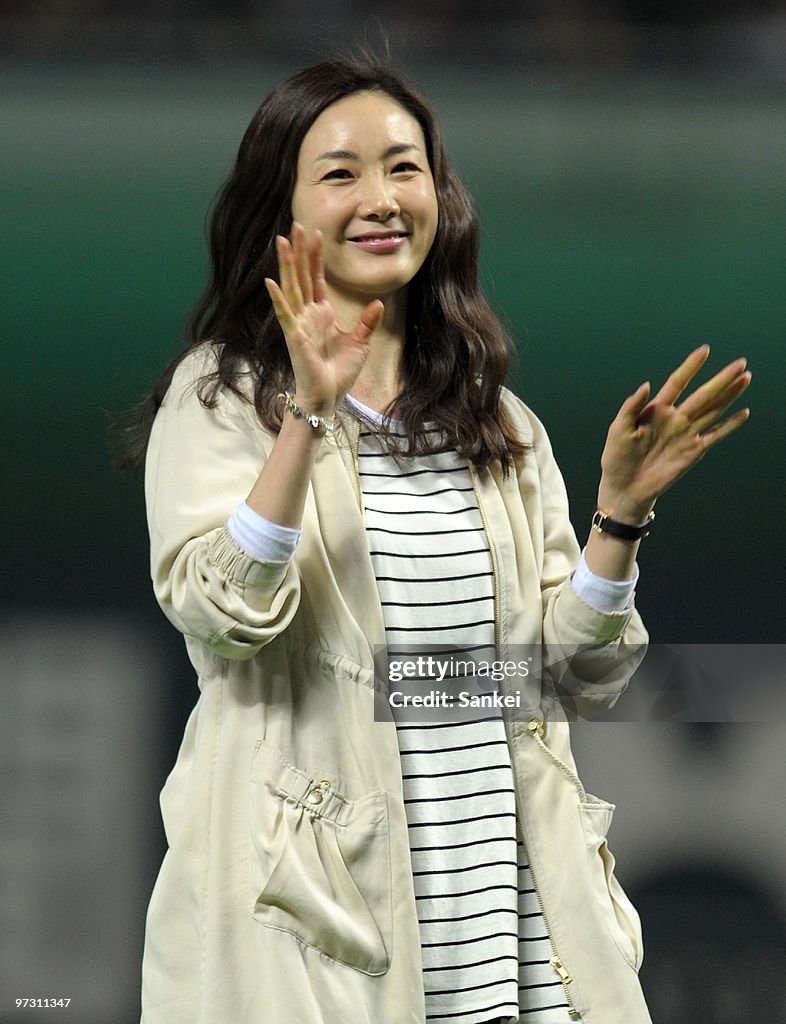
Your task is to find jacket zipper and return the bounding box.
[468,463,581,1021]
[347,419,365,525]
[519,720,581,1015]
[524,718,582,1018]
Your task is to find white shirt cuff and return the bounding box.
[226,501,302,563]
[570,548,638,613]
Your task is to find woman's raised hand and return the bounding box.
[597,345,751,523]
[264,222,383,416]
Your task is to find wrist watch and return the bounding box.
[592,508,655,541]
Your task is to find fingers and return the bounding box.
[264,277,293,331]
[640,347,751,436]
[698,406,751,450]
[354,300,385,343]
[309,230,328,303]
[293,223,313,306]
[275,234,304,312]
[616,381,651,427]
[272,222,323,313]
[691,368,751,434]
[650,344,711,406]
[679,357,749,422]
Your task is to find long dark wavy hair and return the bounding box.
[120,55,527,472]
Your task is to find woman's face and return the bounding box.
[291,91,439,311]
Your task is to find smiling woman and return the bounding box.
[128,53,749,1024]
[120,57,527,475]
[290,91,438,317]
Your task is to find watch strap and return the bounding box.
[592,508,655,541]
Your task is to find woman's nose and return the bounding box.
[357,178,400,220]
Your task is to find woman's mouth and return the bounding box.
[347,232,409,254]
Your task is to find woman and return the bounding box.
[137,57,750,1024]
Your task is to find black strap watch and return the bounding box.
[592,508,655,541]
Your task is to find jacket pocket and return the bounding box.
[248,741,392,975]
[580,795,644,971]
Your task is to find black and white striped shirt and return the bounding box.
[356,413,573,1024]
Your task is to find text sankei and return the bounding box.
[388,689,522,709]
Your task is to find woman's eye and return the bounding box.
[322,169,353,181]
[392,162,420,175]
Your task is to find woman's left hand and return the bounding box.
[596,345,751,523]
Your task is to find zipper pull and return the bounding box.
[550,956,572,984]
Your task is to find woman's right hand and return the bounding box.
[264,222,383,416]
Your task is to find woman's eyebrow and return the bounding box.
[314,143,422,163]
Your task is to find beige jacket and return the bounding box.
[141,348,652,1024]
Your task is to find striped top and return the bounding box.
[355,411,574,1024]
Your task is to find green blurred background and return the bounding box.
[3,65,782,640]
[2,29,785,1021]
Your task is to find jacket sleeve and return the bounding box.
[510,393,648,717]
[144,349,301,661]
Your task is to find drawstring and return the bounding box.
[527,720,587,803]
